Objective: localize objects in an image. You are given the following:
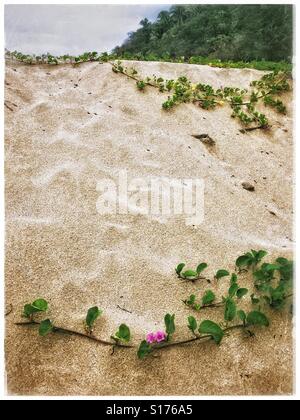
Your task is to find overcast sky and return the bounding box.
[5,4,170,55]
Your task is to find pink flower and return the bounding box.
[155,331,167,343]
[146,332,156,344]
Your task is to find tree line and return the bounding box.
[113,5,293,62]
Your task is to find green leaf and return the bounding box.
[164,313,175,338]
[136,80,146,91]
[186,294,196,305]
[268,283,290,309]
[202,290,216,306]
[251,249,258,258]
[196,263,208,274]
[23,304,32,317]
[137,340,152,359]
[23,299,48,318]
[182,270,198,278]
[215,269,230,280]
[224,298,237,322]
[23,304,37,318]
[176,263,185,275]
[277,258,293,282]
[261,263,281,273]
[115,324,131,342]
[32,299,48,312]
[253,263,277,284]
[256,250,268,262]
[199,320,224,345]
[39,319,53,337]
[237,310,247,323]
[86,306,102,328]
[228,283,239,298]
[236,255,252,268]
[276,257,289,266]
[188,316,197,333]
[246,311,269,327]
[236,288,249,299]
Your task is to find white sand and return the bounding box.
[5,60,293,395]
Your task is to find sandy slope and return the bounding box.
[5,60,293,396]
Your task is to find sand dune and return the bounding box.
[5,60,293,395]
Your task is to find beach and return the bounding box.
[5,59,293,395]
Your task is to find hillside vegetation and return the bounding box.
[114,5,293,63]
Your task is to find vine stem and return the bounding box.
[4,102,14,112]
[110,64,159,89]
[15,320,247,353]
[14,321,134,349]
[200,301,224,309]
[177,274,212,283]
[183,299,225,310]
[5,304,13,316]
[150,324,246,351]
[239,126,268,132]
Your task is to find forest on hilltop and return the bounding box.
[113,4,293,62]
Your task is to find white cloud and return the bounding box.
[4,4,169,55]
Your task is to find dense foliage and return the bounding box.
[113,5,293,63]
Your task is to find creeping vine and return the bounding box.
[5,50,292,72]
[15,250,293,360]
[111,61,290,130]
[6,51,293,361]
[6,50,290,130]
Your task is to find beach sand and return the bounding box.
[5,60,293,395]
